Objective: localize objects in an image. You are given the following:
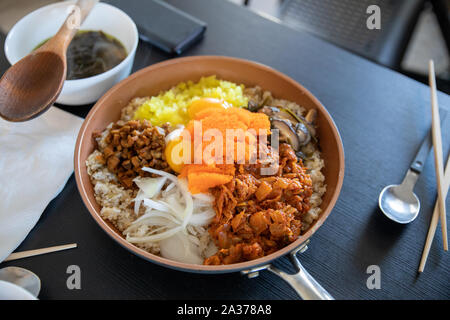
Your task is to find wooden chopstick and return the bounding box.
[428,60,448,251]
[3,243,77,262]
[419,154,450,272]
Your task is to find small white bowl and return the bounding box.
[0,280,37,300]
[4,1,139,105]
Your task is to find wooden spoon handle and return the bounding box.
[38,0,98,53]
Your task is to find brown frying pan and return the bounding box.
[74,56,345,300]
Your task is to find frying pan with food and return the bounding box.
[74,56,345,300]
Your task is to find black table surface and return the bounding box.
[1,0,449,300]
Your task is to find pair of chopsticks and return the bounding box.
[3,243,77,262]
[419,60,448,272]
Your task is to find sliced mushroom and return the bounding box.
[247,100,260,112]
[295,150,307,160]
[247,96,272,112]
[259,106,298,123]
[254,102,318,151]
[305,109,317,123]
[283,108,317,142]
[258,106,279,117]
[271,119,301,151]
[294,121,311,146]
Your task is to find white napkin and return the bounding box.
[0,107,83,262]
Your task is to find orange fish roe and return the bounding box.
[181,101,271,194]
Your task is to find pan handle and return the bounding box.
[267,250,334,300]
[241,241,334,300]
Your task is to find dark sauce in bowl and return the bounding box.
[35,30,127,80]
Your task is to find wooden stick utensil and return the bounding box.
[3,243,77,262]
[428,60,448,250]
[419,155,450,272]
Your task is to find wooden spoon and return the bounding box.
[0,0,98,122]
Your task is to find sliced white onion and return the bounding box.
[176,178,193,228]
[131,210,181,227]
[134,176,167,198]
[126,226,183,243]
[142,198,171,212]
[165,195,185,220]
[129,167,210,263]
[141,168,193,228]
[159,231,203,264]
[141,167,178,183]
[164,182,176,193]
[192,192,214,203]
[134,190,144,215]
[188,210,216,226]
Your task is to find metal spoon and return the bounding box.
[379,170,421,223]
[379,113,446,223]
[0,0,97,122]
[0,267,41,297]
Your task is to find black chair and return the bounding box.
[277,0,427,69]
[244,0,450,92]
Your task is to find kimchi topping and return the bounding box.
[204,143,313,265]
